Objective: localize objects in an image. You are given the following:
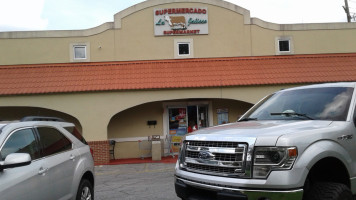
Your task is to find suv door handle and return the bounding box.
[38,167,48,175]
[70,155,75,161]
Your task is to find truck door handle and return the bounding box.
[337,135,353,140]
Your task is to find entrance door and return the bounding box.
[198,105,208,129]
[187,106,197,133]
[167,104,209,153]
[187,105,208,133]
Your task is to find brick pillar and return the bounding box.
[88,140,110,165]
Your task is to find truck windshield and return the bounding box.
[243,87,354,121]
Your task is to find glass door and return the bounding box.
[166,104,209,153]
[198,105,208,129]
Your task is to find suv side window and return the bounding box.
[37,127,72,157]
[64,126,88,145]
[0,128,40,161]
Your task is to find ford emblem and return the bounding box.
[198,151,215,160]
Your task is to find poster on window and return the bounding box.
[169,107,187,136]
[217,108,228,125]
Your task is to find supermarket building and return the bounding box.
[0,0,356,164]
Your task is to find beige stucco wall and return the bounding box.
[0,85,300,142]
[108,101,164,139]
[1,0,356,65]
[250,25,356,56]
[99,2,252,61]
[0,30,117,65]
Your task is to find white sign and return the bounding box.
[154,7,209,36]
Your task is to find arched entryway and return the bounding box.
[107,98,253,159]
[0,106,82,132]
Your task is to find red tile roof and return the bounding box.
[0,53,356,95]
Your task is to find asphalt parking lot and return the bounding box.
[95,163,180,200]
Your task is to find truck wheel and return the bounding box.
[76,179,94,200]
[305,182,352,200]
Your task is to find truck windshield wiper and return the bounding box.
[238,117,258,122]
[270,111,314,120]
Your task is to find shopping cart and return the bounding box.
[138,137,152,159]
[164,134,175,158]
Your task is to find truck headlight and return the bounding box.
[253,147,297,179]
[178,140,186,169]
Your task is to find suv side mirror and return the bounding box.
[0,153,31,171]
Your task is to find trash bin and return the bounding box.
[151,135,161,161]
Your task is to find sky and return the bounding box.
[0,0,353,32]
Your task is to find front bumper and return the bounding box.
[175,176,303,200]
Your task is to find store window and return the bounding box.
[275,36,293,55]
[174,38,194,59]
[217,108,229,125]
[70,42,90,62]
[279,40,290,52]
[178,43,190,55]
[74,45,87,59]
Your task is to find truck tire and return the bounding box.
[305,182,352,200]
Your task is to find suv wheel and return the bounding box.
[305,182,352,200]
[76,179,94,200]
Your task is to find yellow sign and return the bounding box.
[171,136,182,143]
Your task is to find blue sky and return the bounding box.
[0,0,350,32]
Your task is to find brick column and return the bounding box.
[88,140,110,165]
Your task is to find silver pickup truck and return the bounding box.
[175,82,356,200]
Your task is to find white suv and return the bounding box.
[0,116,95,200]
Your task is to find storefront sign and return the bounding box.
[154,7,209,36]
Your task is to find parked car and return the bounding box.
[175,82,356,200]
[0,116,95,200]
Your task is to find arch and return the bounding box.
[0,106,82,133]
[107,97,253,159]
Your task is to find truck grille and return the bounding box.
[183,140,247,177]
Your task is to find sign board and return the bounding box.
[154,7,209,36]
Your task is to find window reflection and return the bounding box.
[247,87,353,121]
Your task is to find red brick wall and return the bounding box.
[88,140,110,165]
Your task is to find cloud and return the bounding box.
[42,0,146,30]
[0,0,349,32]
[0,0,48,31]
[225,0,347,23]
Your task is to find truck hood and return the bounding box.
[186,120,332,146]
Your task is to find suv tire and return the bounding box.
[76,179,94,200]
[305,182,352,200]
